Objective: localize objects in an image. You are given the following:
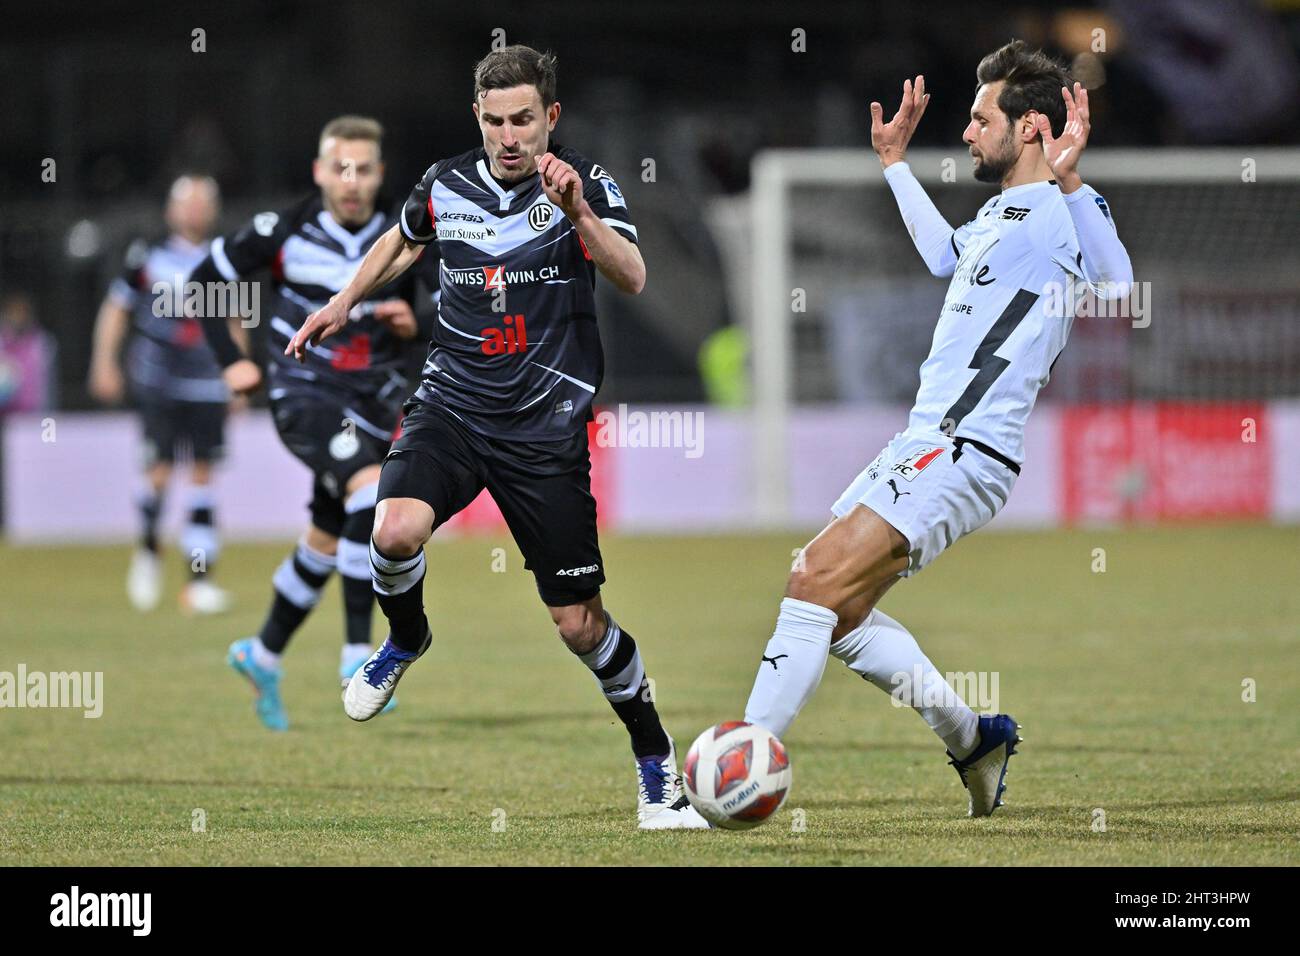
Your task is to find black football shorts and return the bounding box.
[378,398,605,606]
[270,388,397,536]
[139,397,226,466]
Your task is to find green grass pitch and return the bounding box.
[1,524,1296,865]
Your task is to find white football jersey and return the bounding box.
[907,179,1113,463]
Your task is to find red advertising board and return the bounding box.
[1062,403,1270,523]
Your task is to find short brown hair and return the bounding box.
[318,115,384,155]
[474,45,558,106]
[976,40,1071,137]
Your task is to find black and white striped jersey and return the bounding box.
[110,234,227,403]
[399,143,638,441]
[195,195,437,410]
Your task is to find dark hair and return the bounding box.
[474,45,558,106]
[976,40,1071,137]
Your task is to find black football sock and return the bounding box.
[577,612,671,758]
[258,540,336,654]
[181,486,218,580]
[369,539,429,655]
[138,489,164,554]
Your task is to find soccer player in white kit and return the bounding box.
[741,41,1134,816]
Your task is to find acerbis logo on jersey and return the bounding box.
[557,564,600,576]
[888,446,945,481]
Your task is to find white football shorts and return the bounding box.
[831,429,1017,577]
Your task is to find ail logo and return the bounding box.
[481,314,528,355]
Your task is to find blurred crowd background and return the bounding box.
[2,0,1299,415]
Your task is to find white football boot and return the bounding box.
[947,713,1022,817]
[637,736,712,830]
[127,548,162,611]
[180,579,233,615]
[343,629,431,721]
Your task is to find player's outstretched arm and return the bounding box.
[1038,84,1133,300]
[537,152,645,295]
[871,76,959,277]
[287,225,424,360]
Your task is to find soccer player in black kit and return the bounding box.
[190,116,437,731]
[289,47,708,829]
[89,174,236,617]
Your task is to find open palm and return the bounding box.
[1037,82,1090,181]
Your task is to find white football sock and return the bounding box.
[743,597,838,738]
[250,636,282,673]
[340,642,371,675]
[829,607,980,759]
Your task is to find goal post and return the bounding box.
[748,146,1300,527]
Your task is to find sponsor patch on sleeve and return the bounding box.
[601,177,626,209]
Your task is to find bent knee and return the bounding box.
[553,606,604,654]
[371,501,432,556]
[785,553,849,609]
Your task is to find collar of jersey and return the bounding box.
[316,210,385,258]
[1000,178,1057,201]
[475,158,540,212]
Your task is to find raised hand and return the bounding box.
[870,75,930,167]
[536,152,586,220]
[1037,82,1090,191]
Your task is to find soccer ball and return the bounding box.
[682,721,792,830]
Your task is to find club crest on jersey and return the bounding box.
[253,212,279,237]
[528,201,555,231]
[888,446,945,482]
[329,428,360,461]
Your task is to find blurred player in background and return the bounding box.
[189,115,437,731]
[89,174,236,616]
[742,42,1133,817]
[290,47,706,829]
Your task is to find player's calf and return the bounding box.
[550,601,606,655]
[370,496,437,655]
